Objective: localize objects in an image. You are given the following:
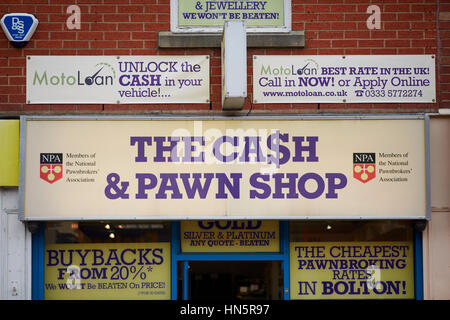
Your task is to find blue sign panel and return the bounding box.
[1,13,38,46]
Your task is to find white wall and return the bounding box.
[423,116,450,300]
[0,187,32,300]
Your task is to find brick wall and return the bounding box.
[0,0,440,115]
[439,0,450,108]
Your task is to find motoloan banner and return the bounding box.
[44,242,171,299]
[253,55,436,103]
[290,242,415,299]
[26,55,210,104]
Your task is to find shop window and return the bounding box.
[290,220,413,242]
[289,221,414,300]
[44,221,171,300]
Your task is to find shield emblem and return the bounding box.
[40,153,63,184]
[353,153,376,183]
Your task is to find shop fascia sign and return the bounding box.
[1,13,38,48]
[19,116,429,221]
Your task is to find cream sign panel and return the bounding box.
[253,55,436,103]
[26,56,210,104]
[20,118,427,220]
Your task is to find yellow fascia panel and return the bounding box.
[0,120,19,186]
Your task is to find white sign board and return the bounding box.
[20,117,428,221]
[253,55,436,104]
[26,56,210,104]
[171,0,291,33]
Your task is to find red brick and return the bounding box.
[118,23,144,31]
[318,13,344,21]
[332,39,357,48]
[130,14,157,23]
[50,32,77,40]
[305,40,331,48]
[384,4,410,12]
[305,5,331,13]
[411,39,436,48]
[358,39,384,47]
[397,13,423,21]
[398,31,425,39]
[91,23,118,31]
[90,5,117,13]
[9,95,25,103]
[103,49,131,55]
[90,41,116,49]
[77,104,104,112]
[305,22,331,31]
[318,48,345,55]
[0,104,22,112]
[345,30,370,39]
[411,4,436,12]
[371,48,397,54]
[63,41,90,49]
[319,31,344,39]
[35,40,63,49]
[118,40,143,49]
[77,32,104,40]
[117,5,144,13]
[345,48,371,54]
[105,32,131,40]
[132,32,157,40]
[331,5,357,13]
[344,13,368,22]
[293,13,317,22]
[131,48,158,55]
[385,40,410,48]
[371,30,397,39]
[384,21,410,30]
[0,0,444,115]
[331,22,357,30]
[50,104,77,111]
[103,14,130,22]
[398,48,425,54]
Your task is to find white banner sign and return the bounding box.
[26,56,210,104]
[20,117,427,220]
[253,55,436,104]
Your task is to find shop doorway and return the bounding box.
[183,261,283,300]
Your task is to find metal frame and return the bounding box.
[31,221,423,300]
[19,113,430,221]
[170,0,292,34]
[31,223,44,300]
[414,229,424,300]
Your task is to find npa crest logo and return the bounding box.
[353,153,376,183]
[40,153,63,184]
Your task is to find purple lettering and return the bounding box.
[153,136,180,162]
[292,136,319,162]
[135,173,158,199]
[180,173,214,199]
[130,136,152,162]
[249,173,271,199]
[215,173,242,199]
[155,173,182,199]
[213,136,238,162]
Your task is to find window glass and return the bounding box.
[290,220,413,242]
[44,221,171,300]
[45,221,170,243]
[289,221,415,300]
